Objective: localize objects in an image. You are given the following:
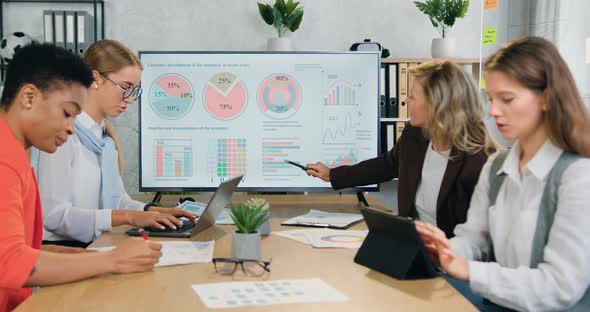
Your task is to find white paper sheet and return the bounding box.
[192,278,348,309]
[88,241,214,267]
[281,209,363,228]
[271,229,312,245]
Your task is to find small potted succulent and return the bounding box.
[257,0,304,51]
[414,0,469,58]
[230,199,270,260]
[244,197,271,236]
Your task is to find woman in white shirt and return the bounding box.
[37,40,196,246]
[416,36,590,311]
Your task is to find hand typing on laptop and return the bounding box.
[122,209,197,231]
[126,175,243,238]
[147,206,198,223]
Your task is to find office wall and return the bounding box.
[3,0,483,197]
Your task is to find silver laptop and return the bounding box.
[126,175,242,238]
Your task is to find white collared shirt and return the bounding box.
[415,142,450,226]
[451,140,590,311]
[37,112,144,243]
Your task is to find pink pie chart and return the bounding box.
[203,72,248,120]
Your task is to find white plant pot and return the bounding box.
[231,231,261,260]
[431,38,456,58]
[258,212,271,236]
[267,37,292,51]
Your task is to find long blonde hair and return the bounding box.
[485,36,590,157]
[84,39,142,173]
[410,61,497,156]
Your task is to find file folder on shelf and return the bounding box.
[407,62,419,103]
[380,64,387,118]
[43,10,54,43]
[387,64,398,118]
[386,124,395,152]
[75,11,94,56]
[397,63,408,118]
[54,11,65,49]
[65,11,76,53]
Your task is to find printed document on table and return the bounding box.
[192,278,348,309]
[281,209,363,228]
[88,241,214,266]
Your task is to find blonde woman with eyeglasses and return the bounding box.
[35,40,196,247]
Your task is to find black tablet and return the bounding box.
[354,206,439,280]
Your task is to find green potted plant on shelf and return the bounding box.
[230,198,270,260]
[414,0,469,58]
[257,0,304,51]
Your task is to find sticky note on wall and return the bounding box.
[485,0,498,10]
[483,27,497,46]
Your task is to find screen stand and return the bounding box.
[356,192,369,206]
[151,192,163,205]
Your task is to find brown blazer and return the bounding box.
[329,124,491,238]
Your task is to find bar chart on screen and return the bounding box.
[153,139,193,177]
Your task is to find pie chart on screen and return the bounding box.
[149,74,194,120]
[203,72,248,120]
[257,73,302,120]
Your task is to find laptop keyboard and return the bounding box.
[144,219,195,233]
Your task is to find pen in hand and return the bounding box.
[138,228,149,241]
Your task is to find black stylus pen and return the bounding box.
[284,159,309,171]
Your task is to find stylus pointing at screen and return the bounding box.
[284,159,318,172]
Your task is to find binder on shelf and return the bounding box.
[395,121,406,143]
[386,124,395,152]
[387,63,398,118]
[397,63,408,118]
[379,64,387,118]
[54,11,66,49]
[43,10,54,43]
[407,62,419,100]
[65,11,76,53]
[75,11,94,56]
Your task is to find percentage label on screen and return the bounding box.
[218,77,233,85]
[168,82,180,88]
[219,103,232,110]
[275,75,288,81]
[180,92,193,98]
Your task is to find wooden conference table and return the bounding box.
[16,194,476,312]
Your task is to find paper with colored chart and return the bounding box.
[273,229,367,248]
[88,241,214,266]
[192,278,348,309]
[304,229,368,249]
[179,201,235,225]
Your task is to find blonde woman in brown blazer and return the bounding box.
[308,61,497,238]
